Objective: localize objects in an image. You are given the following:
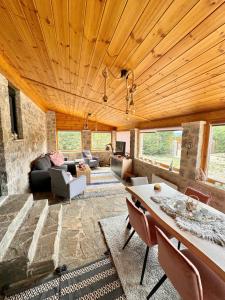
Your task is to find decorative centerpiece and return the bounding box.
[186,197,198,212]
[154,183,161,191]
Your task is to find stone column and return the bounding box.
[111,130,116,152]
[179,121,206,180]
[82,130,91,150]
[130,128,139,159]
[46,111,57,152]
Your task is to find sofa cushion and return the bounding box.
[50,152,64,166]
[34,156,51,171]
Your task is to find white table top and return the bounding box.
[126,183,225,282]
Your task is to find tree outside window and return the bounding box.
[208,125,225,188]
[140,130,182,169]
[92,132,111,151]
[57,131,81,151]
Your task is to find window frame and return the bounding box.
[57,130,82,152]
[203,123,225,187]
[91,131,112,151]
[8,84,23,139]
[139,127,182,172]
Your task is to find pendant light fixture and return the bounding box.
[102,67,136,119]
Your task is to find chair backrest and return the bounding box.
[156,227,203,300]
[131,176,148,186]
[185,187,210,204]
[82,150,92,159]
[126,198,157,246]
[49,168,69,197]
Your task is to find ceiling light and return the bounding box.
[102,67,137,118]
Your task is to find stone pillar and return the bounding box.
[82,130,91,150]
[179,121,206,180]
[111,130,116,151]
[130,128,139,159]
[46,111,57,152]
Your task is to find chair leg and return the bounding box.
[127,221,132,230]
[147,274,167,299]
[140,246,149,285]
[122,230,135,250]
[177,241,181,250]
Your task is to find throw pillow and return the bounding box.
[50,152,64,166]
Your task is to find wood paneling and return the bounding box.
[56,112,115,131]
[118,108,225,130]
[0,0,225,128]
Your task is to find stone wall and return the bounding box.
[46,111,57,152]
[130,128,139,159]
[0,74,47,195]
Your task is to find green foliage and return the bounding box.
[142,131,182,155]
[212,125,225,153]
[92,132,111,150]
[58,131,81,151]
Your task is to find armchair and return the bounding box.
[49,168,86,202]
[82,150,99,168]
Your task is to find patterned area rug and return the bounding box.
[74,168,127,199]
[100,215,180,300]
[5,257,126,300]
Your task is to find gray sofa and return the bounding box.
[29,154,75,192]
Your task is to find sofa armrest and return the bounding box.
[29,170,51,192]
[52,165,68,171]
[68,175,86,198]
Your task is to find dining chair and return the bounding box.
[147,227,225,300]
[126,177,149,229]
[123,198,159,285]
[185,187,211,204]
[177,186,211,249]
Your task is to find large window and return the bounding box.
[57,131,81,151]
[208,124,225,186]
[140,129,182,169]
[92,132,111,151]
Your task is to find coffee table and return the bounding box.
[75,164,91,184]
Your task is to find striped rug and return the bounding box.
[5,257,126,300]
[74,168,128,199]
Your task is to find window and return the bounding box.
[9,85,19,135]
[57,131,81,151]
[92,132,111,151]
[208,124,225,187]
[8,84,23,139]
[140,129,182,169]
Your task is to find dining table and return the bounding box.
[125,182,225,282]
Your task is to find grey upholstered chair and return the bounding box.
[127,176,149,229]
[131,176,148,186]
[49,168,86,203]
[82,150,99,168]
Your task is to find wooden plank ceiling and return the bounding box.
[0,0,225,129]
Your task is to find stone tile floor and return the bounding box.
[34,190,128,270]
